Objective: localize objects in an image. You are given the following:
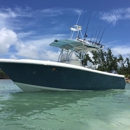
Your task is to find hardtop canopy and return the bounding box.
[50,39,99,52]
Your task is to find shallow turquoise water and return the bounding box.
[0,79,130,130]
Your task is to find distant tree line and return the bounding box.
[0,69,9,79]
[83,48,130,78]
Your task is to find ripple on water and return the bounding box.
[0,80,130,130]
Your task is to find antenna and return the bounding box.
[84,13,91,39]
[98,28,105,44]
[76,11,82,25]
[70,11,82,39]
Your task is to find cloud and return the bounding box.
[10,54,18,59]
[41,8,82,16]
[41,8,63,17]
[17,31,36,39]
[0,7,64,20]
[0,7,32,19]
[16,44,39,59]
[0,6,86,60]
[0,7,34,30]
[40,50,60,61]
[0,7,65,30]
[0,6,67,60]
[0,6,83,30]
[0,8,16,19]
[11,34,65,60]
[103,40,130,56]
[100,7,130,25]
[111,45,130,55]
[15,41,60,61]
[0,28,17,54]
[71,9,82,14]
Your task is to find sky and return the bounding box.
[0,0,130,61]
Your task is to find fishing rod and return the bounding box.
[84,13,91,39]
[95,26,102,44]
[77,12,88,39]
[89,28,95,43]
[81,13,88,26]
[91,27,99,44]
[98,28,105,44]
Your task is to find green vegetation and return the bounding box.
[83,48,130,78]
[0,69,9,79]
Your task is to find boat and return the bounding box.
[0,23,126,92]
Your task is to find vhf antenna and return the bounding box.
[70,11,82,39]
[76,11,82,25]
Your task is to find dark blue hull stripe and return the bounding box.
[0,62,126,90]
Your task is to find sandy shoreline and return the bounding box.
[125,78,130,83]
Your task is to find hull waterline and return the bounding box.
[15,82,79,92]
